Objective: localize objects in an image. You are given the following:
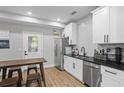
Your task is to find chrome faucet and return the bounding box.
[81,46,86,57]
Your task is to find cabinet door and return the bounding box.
[62,28,66,38]
[101,65,120,87]
[64,56,74,74]
[62,25,70,38]
[64,56,72,73]
[68,57,75,75]
[109,7,124,43]
[66,24,72,38]
[69,23,77,45]
[120,81,124,87]
[65,23,77,45]
[101,74,120,87]
[93,7,109,43]
[73,59,83,81]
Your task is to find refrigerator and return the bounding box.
[54,38,71,70]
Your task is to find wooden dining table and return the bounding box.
[0,58,47,87]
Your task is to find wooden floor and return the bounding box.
[45,67,85,87]
[0,67,85,87]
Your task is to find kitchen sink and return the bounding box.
[72,55,90,59]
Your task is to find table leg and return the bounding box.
[2,68,7,80]
[39,63,46,87]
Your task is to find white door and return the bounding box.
[22,32,43,71]
[23,32,43,59]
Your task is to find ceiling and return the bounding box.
[0,6,98,24]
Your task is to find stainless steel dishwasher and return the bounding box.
[83,61,101,87]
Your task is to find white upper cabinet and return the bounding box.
[109,7,124,43]
[93,7,109,43]
[62,23,77,45]
[92,6,124,44]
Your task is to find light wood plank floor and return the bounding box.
[0,67,85,87]
[44,67,85,87]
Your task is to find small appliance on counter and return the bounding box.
[94,47,123,64]
[65,47,72,55]
[72,48,79,56]
[94,49,108,61]
[107,47,122,64]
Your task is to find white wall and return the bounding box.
[76,15,97,57]
[43,35,55,67]
[0,21,60,67]
[0,31,23,60]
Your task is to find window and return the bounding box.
[28,36,38,52]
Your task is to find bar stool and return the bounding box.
[0,77,20,87]
[27,65,38,75]
[8,67,23,86]
[26,73,41,87]
[26,65,42,87]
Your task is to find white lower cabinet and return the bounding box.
[64,56,73,74]
[73,59,83,81]
[101,65,124,87]
[64,56,83,82]
[101,74,120,87]
[120,82,124,87]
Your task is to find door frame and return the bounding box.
[22,31,44,59]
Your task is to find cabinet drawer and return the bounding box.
[101,66,120,78]
[101,65,124,87]
[101,74,120,87]
[117,69,124,81]
[102,66,124,80]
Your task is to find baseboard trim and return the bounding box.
[44,64,55,68]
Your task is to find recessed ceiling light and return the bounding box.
[27,11,32,15]
[57,18,60,21]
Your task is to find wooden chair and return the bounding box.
[0,77,20,87]
[8,67,22,86]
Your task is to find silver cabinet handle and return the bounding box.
[64,57,68,58]
[107,35,109,42]
[105,70,117,75]
[100,74,102,82]
[104,35,106,42]
[70,40,72,44]
[73,63,75,69]
[55,45,57,56]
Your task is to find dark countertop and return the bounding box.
[64,54,124,71]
